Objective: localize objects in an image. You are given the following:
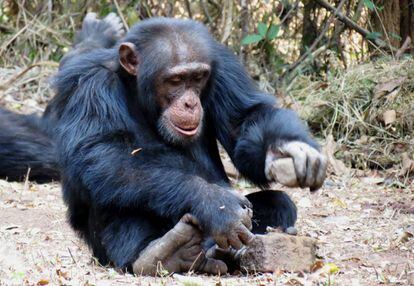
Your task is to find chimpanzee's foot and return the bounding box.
[132,214,227,276]
[206,245,246,273]
[102,12,125,40]
[81,12,124,46]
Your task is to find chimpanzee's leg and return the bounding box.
[131,214,227,275]
[246,190,297,234]
[93,211,227,275]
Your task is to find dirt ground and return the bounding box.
[0,66,413,285]
[0,171,413,285]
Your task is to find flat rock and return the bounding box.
[240,232,317,273]
[269,158,298,187]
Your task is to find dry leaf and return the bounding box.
[398,152,414,176]
[322,135,348,175]
[37,279,49,285]
[382,110,396,125]
[374,77,406,99]
[311,260,324,272]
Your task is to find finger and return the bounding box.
[238,207,253,230]
[198,257,228,275]
[312,155,327,191]
[84,12,97,22]
[305,155,320,188]
[227,234,243,250]
[180,213,200,227]
[292,151,307,188]
[237,225,255,246]
[240,196,253,210]
[215,236,229,249]
[185,245,203,258]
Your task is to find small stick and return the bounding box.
[113,0,129,31]
[396,37,412,60]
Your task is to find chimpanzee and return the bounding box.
[0,13,326,275]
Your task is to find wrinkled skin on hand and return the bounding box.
[265,141,327,191]
[198,189,255,250]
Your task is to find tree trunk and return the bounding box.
[371,0,414,54]
[301,0,318,55]
[400,0,414,54]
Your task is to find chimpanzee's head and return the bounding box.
[118,18,213,145]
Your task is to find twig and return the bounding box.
[314,0,397,51]
[373,6,395,57]
[280,0,300,25]
[0,61,59,93]
[280,0,347,80]
[200,0,212,23]
[68,247,78,265]
[113,0,129,31]
[20,167,31,201]
[185,0,193,18]
[239,0,249,61]
[0,24,13,33]
[396,37,412,59]
[0,22,30,52]
[220,0,233,43]
[207,0,220,11]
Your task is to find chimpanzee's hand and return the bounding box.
[265,141,327,191]
[198,189,254,250]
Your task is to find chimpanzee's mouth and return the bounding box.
[172,123,199,136]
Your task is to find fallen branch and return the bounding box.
[396,37,412,59]
[315,0,397,51]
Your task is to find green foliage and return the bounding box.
[363,0,376,11]
[390,32,402,41]
[363,0,383,11]
[366,31,382,40]
[257,22,267,37]
[241,34,263,45]
[267,24,280,40]
[241,22,280,46]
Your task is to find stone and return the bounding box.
[269,158,298,187]
[240,232,317,273]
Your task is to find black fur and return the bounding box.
[246,191,297,234]
[0,108,59,182]
[0,17,317,270]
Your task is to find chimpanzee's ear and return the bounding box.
[119,42,139,76]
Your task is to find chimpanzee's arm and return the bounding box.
[207,44,325,189]
[52,52,253,249]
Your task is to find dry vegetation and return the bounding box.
[1,0,413,285]
[288,57,414,176]
[0,58,413,286]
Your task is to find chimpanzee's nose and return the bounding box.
[185,99,197,110]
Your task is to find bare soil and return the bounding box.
[0,66,413,285]
[0,173,413,285]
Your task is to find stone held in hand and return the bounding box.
[240,232,317,273]
[269,158,298,187]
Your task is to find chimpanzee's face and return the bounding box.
[118,37,211,145]
[154,62,210,144]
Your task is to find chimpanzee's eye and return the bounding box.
[193,73,206,83]
[168,76,182,85]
